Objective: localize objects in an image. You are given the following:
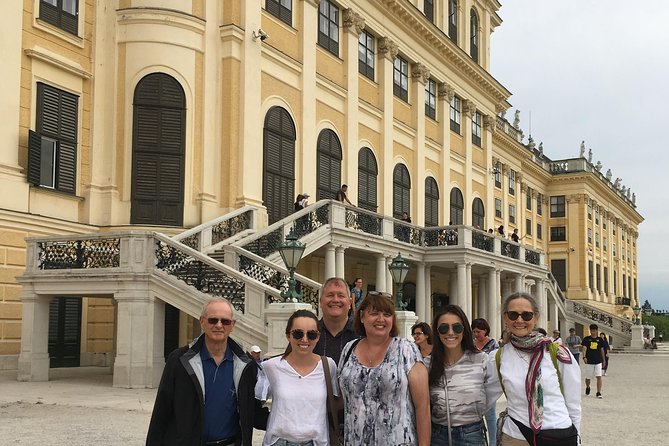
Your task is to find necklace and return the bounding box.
[514,346,531,366]
[360,338,391,367]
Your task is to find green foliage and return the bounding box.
[647,315,669,340]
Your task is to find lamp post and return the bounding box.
[632,304,641,325]
[388,252,410,310]
[278,228,306,302]
[643,307,653,326]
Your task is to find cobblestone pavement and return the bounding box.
[1,351,667,445]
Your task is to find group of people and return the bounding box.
[147,279,585,446]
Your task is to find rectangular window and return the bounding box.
[613,243,616,257]
[425,78,437,120]
[526,187,532,210]
[495,198,502,218]
[448,0,458,44]
[622,247,626,260]
[550,226,566,242]
[537,193,543,215]
[613,222,616,236]
[589,261,594,291]
[424,0,434,22]
[358,30,375,81]
[39,0,78,35]
[266,0,292,26]
[450,95,461,133]
[508,170,515,195]
[603,236,607,251]
[318,0,339,56]
[472,111,482,146]
[622,273,627,297]
[537,223,542,240]
[551,259,566,291]
[550,195,565,217]
[602,211,607,229]
[604,266,609,294]
[613,270,617,295]
[509,204,516,224]
[596,264,601,291]
[588,228,593,244]
[526,218,532,236]
[595,233,600,248]
[595,206,599,225]
[393,56,409,101]
[587,200,592,220]
[28,83,78,194]
[494,161,501,188]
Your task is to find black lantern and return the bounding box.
[278,228,306,302]
[388,252,410,310]
[632,304,641,326]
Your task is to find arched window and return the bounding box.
[425,177,439,227]
[263,106,296,224]
[393,164,411,219]
[448,0,458,44]
[470,9,479,63]
[358,148,378,211]
[450,187,464,224]
[472,197,485,229]
[131,73,186,226]
[316,129,343,200]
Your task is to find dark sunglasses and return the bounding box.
[290,329,319,341]
[437,323,464,335]
[505,311,535,321]
[367,291,393,299]
[206,317,233,326]
[412,332,424,337]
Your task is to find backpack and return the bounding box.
[495,342,571,396]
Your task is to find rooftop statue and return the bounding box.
[580,140,586,158]
[595,161,602,171]
[627,188,631,199]
[588,148,593,163]
[539,142,544,155]
[614,177,621,188]
[606,169,612,181]
[632,193,636,205]
[513,110,520,129]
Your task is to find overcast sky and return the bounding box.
[490,1,669,310]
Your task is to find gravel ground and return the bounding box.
[1,351,667,445]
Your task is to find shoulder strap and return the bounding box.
[548,342,564,395]
[341,338,361,367]
[321,356,339,435]
[495,347,505,396]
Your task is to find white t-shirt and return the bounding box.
[258,356,338,446]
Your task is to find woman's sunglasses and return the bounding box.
[437,323,464,334]
[290,329,319,341]
[505,311,535,321]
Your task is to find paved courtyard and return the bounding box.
[0,350,667,445]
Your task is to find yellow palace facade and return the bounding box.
[0,0,641,384]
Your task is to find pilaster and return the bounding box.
[378,37,398,215]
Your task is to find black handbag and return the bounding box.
[322,356,343,446]
[510,417,579,446]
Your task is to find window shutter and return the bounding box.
[28,130,42,186]
[56,140,76,194]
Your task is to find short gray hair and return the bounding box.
[321,277,349,296]
[200,298,235,320]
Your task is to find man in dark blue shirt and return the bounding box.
[147,298,267,446]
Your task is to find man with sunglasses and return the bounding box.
[313,277,358,365]
[147,298,268,446]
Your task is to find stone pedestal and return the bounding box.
[264,302,313,356]
[646,325,656,339]
[396,310,419,340]
[631,324,644,349]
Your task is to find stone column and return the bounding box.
[424,265,432,323]
[386,256,394,295]
[547,299,559,333]
[396,311,419,340]
[335,246,346,279]
[415,262,426,321]
[342,9,364,196]
[438,83,454,224]
[299,0,320,196]
[514,274,524,294]
[324,244,336,279]
[487,270,499,338]
[465,263,473,319]
[477,276,486,320]
[450,270,458,305]
[113,290,164,388]
[375,254,387,292]
[17,291,52,382]
[411,62,429,225]
[536,279,548,330]
[457,262,467,310]
[378,37,398,215]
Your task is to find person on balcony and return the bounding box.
[338,292,430,445]
[335,184,353,205]
[146,298,267,446]
[498,225,505,236]
[257,309,338,446]
[511,228,520,243]
[294,193,309,212]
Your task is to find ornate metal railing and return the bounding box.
[525,249,540,265]
[292,205,330,239]
[38,238,120,269]
[393,221,423,246]
[571,301,632,335]
[237,254,319,314]
[501,241,519,259]
[243,227,283,258]
[156,239,246,312]
[345,207,382,236]
[616,297,632,306]
[424,226,459,247]
[174,206,256,250]
[472,230,493,252]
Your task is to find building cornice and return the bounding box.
[25,48,92,79]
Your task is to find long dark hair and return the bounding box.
[428,305,476,386]
[411,322,433,345]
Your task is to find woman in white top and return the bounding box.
[258,309,337,446]
[497,292,581,446]
[428,305,501,446]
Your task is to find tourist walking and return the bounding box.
[472,318,500,445]
[338,292,430,445]
[565,328,582,363]
[428,308,501,445]
[599,331,610,375]
[496,292,581,445]
[412,321,434,359]
[582,324,606,398]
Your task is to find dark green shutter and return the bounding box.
[263,107,295,224]
[27,130,42,186]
